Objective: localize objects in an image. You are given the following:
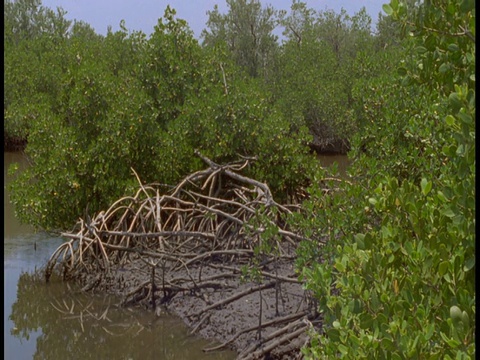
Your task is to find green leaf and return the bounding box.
[446,336,461,349]
[437,190,448,202]
[416,46,428,54]
[442,207,456,218]
[442,144,457,157]
[438,261,449,276]
[461,311,470,328]
[381,225,392,239]
[440,331,451,344]
[371,291,380,310]
[447,3,456,14]
[354,233,366,250]
[443,272,452,283]
[425,323,435,340]
[397,67,407,76]
[381,337,395,350]
[445,115,456,126]
[420,178,432,196]
[401,75,412,86]
[460,0,475,13]
[457,112,472,124]
[425,35,436,50]
[439,63,449,73]
[382,4,393,15]
[463,257,475,271]
[338,344,348,355]
[448,93,462,109]
[327,328,340,342]
[447,43,459,52]
[359,313,373,329]
[335,259,345,272]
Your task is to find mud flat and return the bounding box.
[45,153,323,359]
[76,250,320,360]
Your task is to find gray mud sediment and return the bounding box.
[81,253,320,360]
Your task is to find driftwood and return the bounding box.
[45,151,324,359]
[203,310,309,352]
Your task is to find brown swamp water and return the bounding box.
[317,153,350,177]
[4,152,236,360]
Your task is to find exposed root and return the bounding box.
[45,151,324,359]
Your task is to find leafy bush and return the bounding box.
[274,6,376,147]
[295,1,475,358]
[8,6,316,231]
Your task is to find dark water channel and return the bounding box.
[317,153,350,177]
[4,152,236,360]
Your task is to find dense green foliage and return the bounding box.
[5,0,475,357]
[274,5,374,146]
[293,0,475,358]
[5,1,316,230]
[201,0,278,79]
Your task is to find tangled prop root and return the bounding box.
[45,151,325,359]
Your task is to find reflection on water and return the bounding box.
[4,152,235,360]
[9,270,233,360]
[4,152,32,238]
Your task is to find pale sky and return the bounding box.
[40,0,387,38]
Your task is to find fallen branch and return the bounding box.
[208,263,302,284]
[241,324,309,360]
[203,310,309,352]
[190,281,277,318]
[238,317,310,359]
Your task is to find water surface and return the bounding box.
[4,152,235,360]
[317,153,350,177]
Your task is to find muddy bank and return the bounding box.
[76,249,320,359]
[45,153,323,359]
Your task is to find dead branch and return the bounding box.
[203,310,309,352]
[240,324,309,360]
[208,263,302,284]
[190,281,276,318]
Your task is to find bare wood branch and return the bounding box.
[203,310,308,352]
[208,263,302,284]
[241,324,309,360]
[190,281,276,318]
